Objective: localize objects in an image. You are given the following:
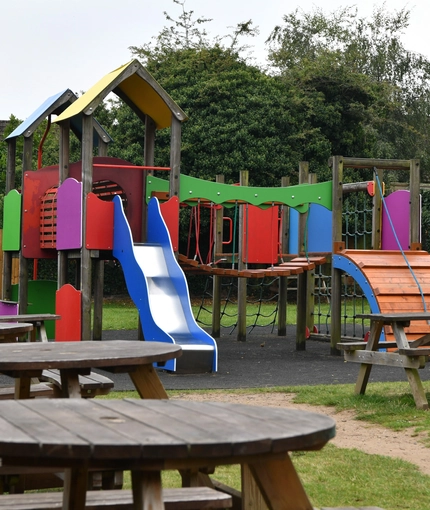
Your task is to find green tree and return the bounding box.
[266,4,430,179]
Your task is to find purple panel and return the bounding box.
[0,301,18,315]
[381,190,412,250]
[57,178,82,250]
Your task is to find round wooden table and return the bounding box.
[0,322,33,342]
[0,398,336,510]
[0,340,182,398]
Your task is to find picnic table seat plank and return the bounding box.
[40,369,114,398]
[0,487,233,509]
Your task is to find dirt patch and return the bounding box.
[172,391,430,476]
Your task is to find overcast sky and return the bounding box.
[1,0,427,121]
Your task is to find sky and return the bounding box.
[0,0,428,121]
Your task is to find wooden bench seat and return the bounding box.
[337,341,399,351]
[40,369,114,398]
[0,487,233,509]
[0,383,54,400]
[0,371,114,400]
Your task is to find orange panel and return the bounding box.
[55,284,81,341]
[86,193,114,250]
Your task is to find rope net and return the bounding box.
[195,276,281,334]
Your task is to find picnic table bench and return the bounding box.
[0,487,232,509]
[0,313,60,343]
[337,312,430,409]
[0,314,115,399]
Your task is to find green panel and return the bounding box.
[3,190,22,251]
[146,175,332,212]
[11,280,57,339]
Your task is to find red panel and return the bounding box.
[70,157,144,243]
[86,193,114,249]
[160,196,179,251]
[23,157,144,259]
[23,169,58,259]
[242,205,279,264]
[55,284,81,341]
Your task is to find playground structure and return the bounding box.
[1,58,428,372]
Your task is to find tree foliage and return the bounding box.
[266,4,430,179]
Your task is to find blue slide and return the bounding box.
[113,195,218,373]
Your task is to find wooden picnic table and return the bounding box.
[337,312,430,409]
[0,314,60,342]
[0,340,182,399]
[0,323,33,343]
[0,398,336,510]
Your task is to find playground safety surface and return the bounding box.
[100,327,430,391]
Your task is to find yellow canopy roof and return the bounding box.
[54,60,187,129]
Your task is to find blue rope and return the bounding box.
[374,169,427,311]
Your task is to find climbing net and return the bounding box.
[311,189,374,339]
[195,275,281,334]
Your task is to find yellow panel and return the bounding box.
[54,61,133,123]
[117,74,172,129]
[54,60,186,129]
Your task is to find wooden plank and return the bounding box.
[337,341,399,351]
[344,350,427,368]
[398,347,430,356]
[0,487,233,509]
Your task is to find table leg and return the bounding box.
[60,370,82,398]
[39,322,49,343]
[244,456,313,510]
[355,319,384,395]
[405,368,429,410]
[14,377,31,399]
[129,364,168,399]
[63,465,88,510]
[391,322,429,410]
[131,470,164,510]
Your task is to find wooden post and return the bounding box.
[92,136,109,341]
[169,116,181,202]
[58,120,70,289]
[18,136,33,314]
[409,159,421,247]
[296,162,309,350]
[330,156,344,355]
[80,114,94,340]
[237,171,249,342]
[278,176,290,336]
[142,116,156,242]
[372,168,383,250]
[212,175,224,338]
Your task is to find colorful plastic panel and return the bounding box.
[381,190,413,250]
[3,190,21,251]
[57,178,82,250]
[242,205,278,264]
[55,284,81,341]
[86,192,114,250]
[160,196,179,252]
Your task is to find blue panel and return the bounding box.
[289,209,299,254]
[6,90,72,139]
[308,204,332,252]
[5,90,112,147]
[333,254,385,342]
